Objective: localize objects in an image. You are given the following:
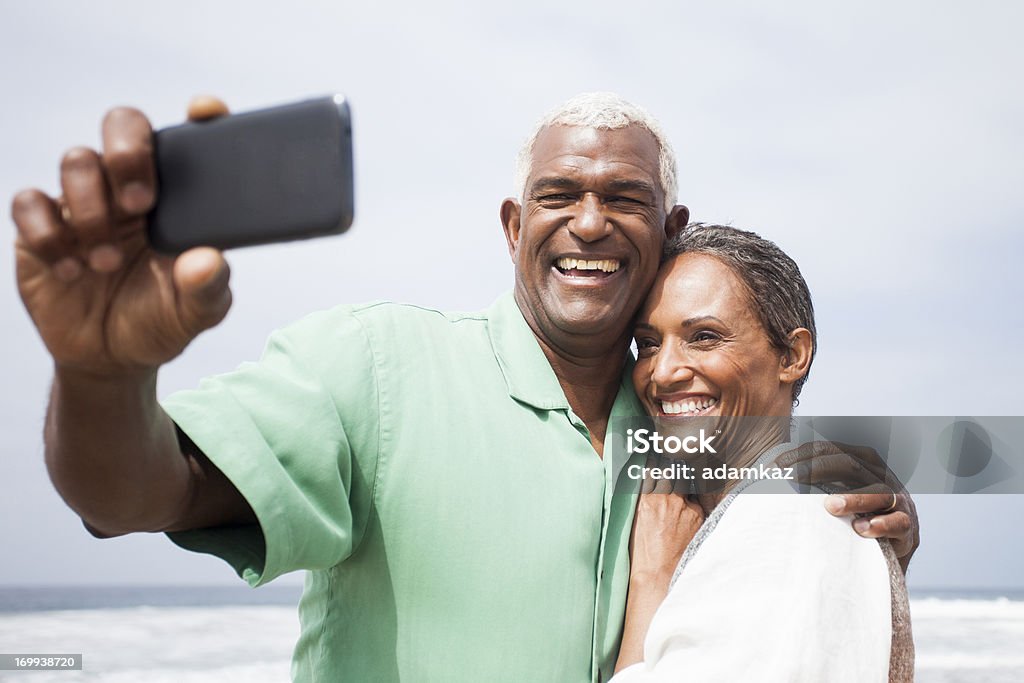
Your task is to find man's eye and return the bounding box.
[538,193,575,203]
[608,196,642,205]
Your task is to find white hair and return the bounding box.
[514,92,678,213]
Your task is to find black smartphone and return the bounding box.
[148,95,354,253]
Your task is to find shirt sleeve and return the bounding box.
[161,307,381,587]
[610,494,892,683]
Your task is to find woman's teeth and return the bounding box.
[660,397,717,415]
[555,257,620,273]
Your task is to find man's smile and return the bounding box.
[552,256,625,284]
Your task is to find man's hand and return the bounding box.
[777,441,920,572]
[11,97,254,537]
[13,96,233,376]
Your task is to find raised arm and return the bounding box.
[13,97,252,536]
[615,472,704,674]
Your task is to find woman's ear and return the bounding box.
[779,328,813,386]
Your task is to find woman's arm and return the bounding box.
[615,484,704,673]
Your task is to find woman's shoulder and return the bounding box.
[721,488,882,558]
[680,482,892,591]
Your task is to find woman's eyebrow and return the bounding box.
[681,315,726,327]
[634,316,727,332]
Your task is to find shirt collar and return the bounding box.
[487,291,641,415]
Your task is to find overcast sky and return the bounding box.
[1,1,1021,589]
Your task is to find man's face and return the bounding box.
[502,125,683,347]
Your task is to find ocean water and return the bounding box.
[912,590,1024,683]
[0,587,300,683]
[0,586,1021,682]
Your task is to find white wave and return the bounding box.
[910,597,1024,619]
[3,601,1024,681]
[0,606,296,682]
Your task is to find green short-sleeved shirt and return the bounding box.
[163,292,642,682]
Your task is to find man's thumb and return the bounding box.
[173,247,232,334]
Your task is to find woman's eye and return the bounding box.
[634,337,659,356]
[691,331,721,344]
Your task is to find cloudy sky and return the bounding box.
[1,1,1021,589]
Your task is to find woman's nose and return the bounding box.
[568,194,612,242]
[650,345,695,390]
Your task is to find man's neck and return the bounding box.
[522,332,630,458]
[511,290,636,456]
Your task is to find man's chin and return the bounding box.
[546,299,634,338]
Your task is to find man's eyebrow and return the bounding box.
[607,178,657,197]
[529,177,581,194]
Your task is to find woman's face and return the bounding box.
[632,253,796,419]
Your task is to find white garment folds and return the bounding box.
[612,489,892,682]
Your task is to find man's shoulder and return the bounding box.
[277,299,495,350]
[348,300,489,325]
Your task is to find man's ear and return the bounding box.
[665,204,690,240]
[779,328,813,385]
[500,198,522,264]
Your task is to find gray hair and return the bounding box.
[514,92,678,213]
[664,223,817,403]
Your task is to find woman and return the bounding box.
[612,224,913,682]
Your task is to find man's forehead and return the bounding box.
[530,124,661,172]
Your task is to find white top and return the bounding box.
[611,491,893,682]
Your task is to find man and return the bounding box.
[12,92,917,682]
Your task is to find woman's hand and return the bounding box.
[629,471,705,585]
[615,464,705,673]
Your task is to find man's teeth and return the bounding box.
[661,397,717,415]
[555,257,620,273]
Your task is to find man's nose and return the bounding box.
[650,343,696,390]
[568,194,612,242]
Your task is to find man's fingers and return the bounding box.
[173,247,232,334]
[101,106,156,217]
[794,453,883,489]
[59,146,122,272]
[187,95,229,122]
[852,511,912,544]
[777,440,888,472]
[11,189,82,281]
[826,489,897,516]
[775,440,839,468]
